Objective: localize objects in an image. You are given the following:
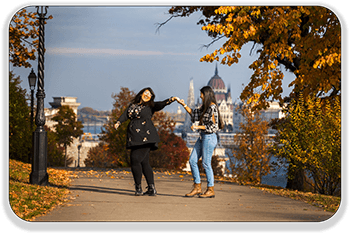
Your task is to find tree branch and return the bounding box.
[155,15,175,34]
[199,35,225,51]
[276,56,297,73]
[249,42,257,56]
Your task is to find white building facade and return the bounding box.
[207,65,234,128]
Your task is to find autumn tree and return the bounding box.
[52,106,84,167]
[100,87,135,167]
[84,143,115,168]
[230,104,273,184]
[9,8,52,68]
[161,6,341,109]
[149,111,190,170]
[273,95,341,195]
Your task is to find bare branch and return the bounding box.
[199,35,225,51]
[249,42,257,56]
[155,15,175,34]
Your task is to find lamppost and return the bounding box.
[30,6,49,186]
[28,68,37,164]
[77,144,82,168]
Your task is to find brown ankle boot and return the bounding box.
[185,183,202,197]
[199,186,215,198]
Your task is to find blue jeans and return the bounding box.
[189,133,218,187]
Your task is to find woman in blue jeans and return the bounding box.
[177,86,224,198]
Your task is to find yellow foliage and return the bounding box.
[231,104,272,184]
[9,8,53,68]
[171,6,341,109]
[274,95,341,195]
[9,159,72,220]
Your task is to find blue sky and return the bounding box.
[8,5,299,113]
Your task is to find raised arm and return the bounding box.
[152,97,176,113]
[177,98,192,115]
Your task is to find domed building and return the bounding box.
[207,65,233,128]
[180,65,234,134]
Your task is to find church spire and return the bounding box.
[215,63,218,76]
[187,77,195,108]
[183,78,195,133]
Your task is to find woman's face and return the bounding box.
[141,89,152,103]
[200,92,204,102]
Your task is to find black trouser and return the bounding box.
[130,145,154,185]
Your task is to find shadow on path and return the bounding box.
[70,184,185,198]
[70,185,134,196]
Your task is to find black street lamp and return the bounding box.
[28,68,37,163]
[30,6,49,186]
[77,144,82,168]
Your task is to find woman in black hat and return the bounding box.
[115,87,177,196]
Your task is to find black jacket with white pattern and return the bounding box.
[117,98,173,150]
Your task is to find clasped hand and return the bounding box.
[173,97,186,106]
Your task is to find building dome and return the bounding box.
[207,65,228,103]
[208,76,226,90]
[207,65,226,90]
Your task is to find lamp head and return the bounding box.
[28,68,37,90]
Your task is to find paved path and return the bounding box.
[35,169,334,222]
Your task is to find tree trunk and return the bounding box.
[286,163,306,191]
[64,144,67,168]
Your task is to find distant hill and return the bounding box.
[79,107,111,116]
[79,107,99,115]
[78,107,111,124]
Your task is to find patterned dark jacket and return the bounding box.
[117,98,173,150]
[191,104,220,134]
